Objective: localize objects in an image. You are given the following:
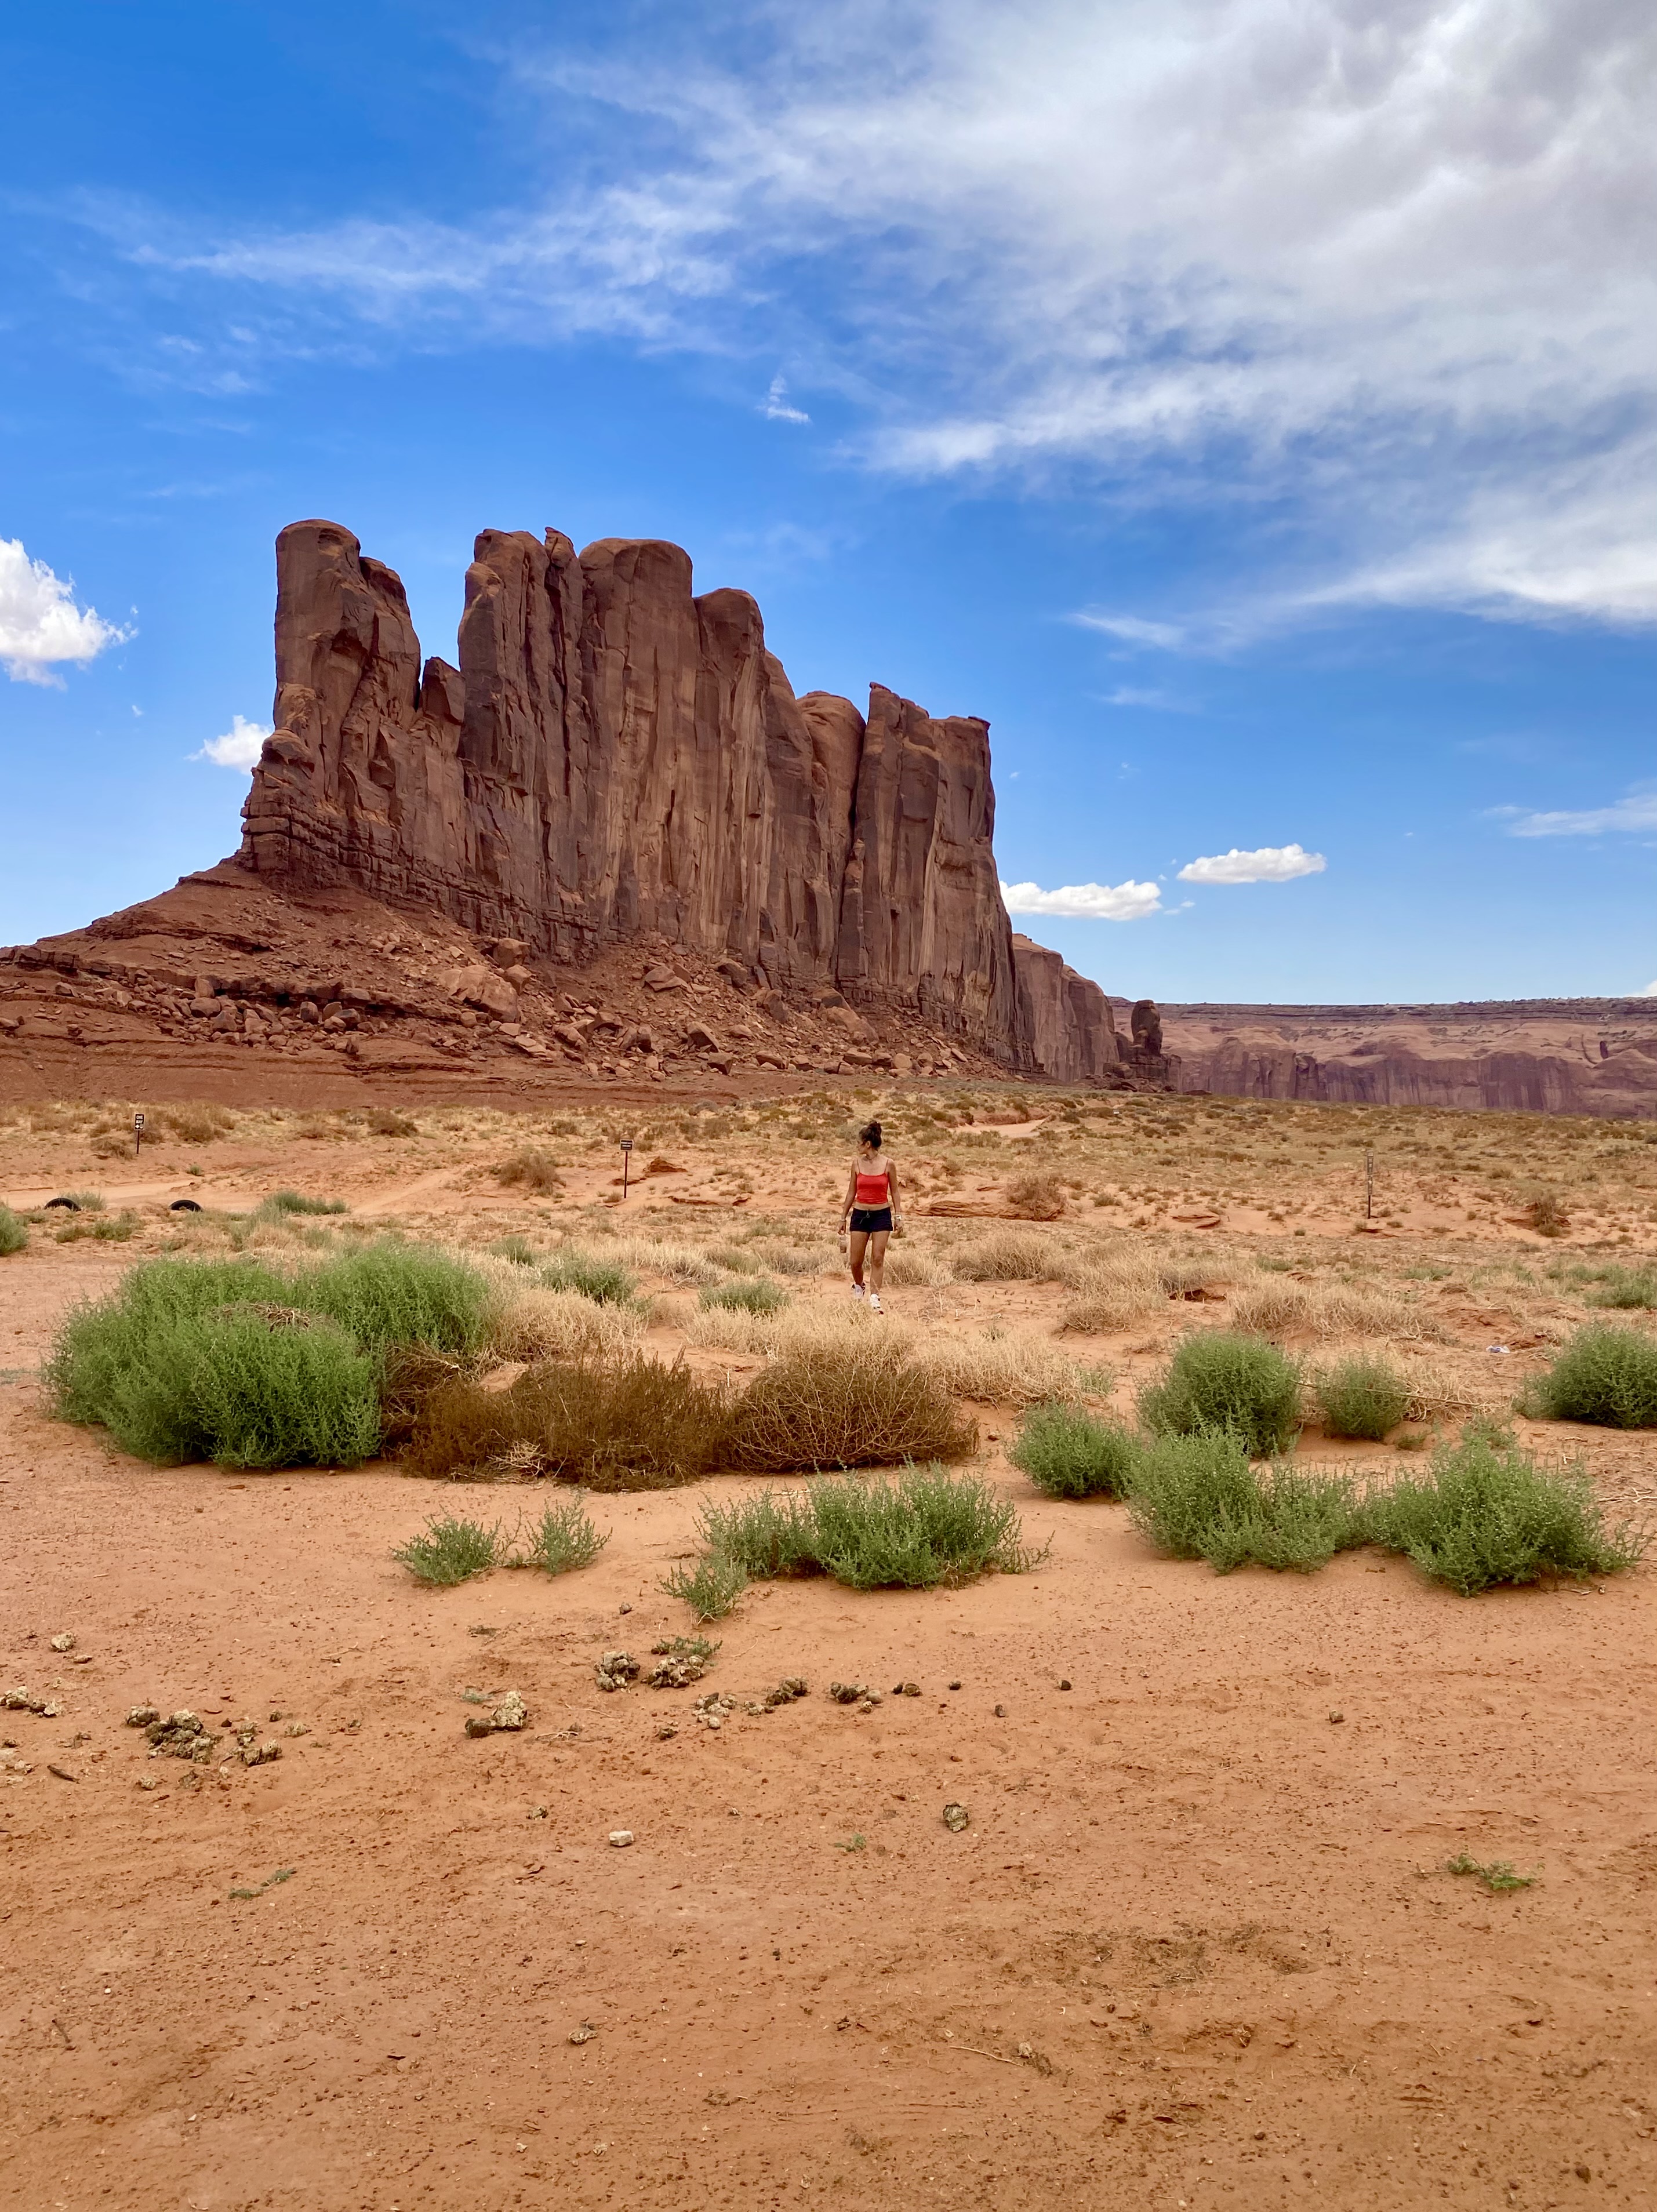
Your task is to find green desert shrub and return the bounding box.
[537,1249,639,1306]
[1318,1356,1411,1441]
[292,1243,491,1353]
[1583,1265,1657,1310]
[407,1354,729,1490]
[261,1189,348,1217]
[181,1311,381,1468]
[1525,1325,1657,1428]
[724,1344,975,1472]
[660,1550,751,1621]
[1365,1431,1645,1593]
[45,1246,490,1467]
[1008,1401,1139,1498]
[393,1514,504,1587]
[1138,1333,1302,1457]
[698,1275,789,1316]
[0,1206,30,1257]
[514,1497,608,1575]
[693,1465,1040,1594]
[1127,1429,1364,1574]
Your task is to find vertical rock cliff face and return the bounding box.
[240,518,1118,1075]
[1010,935,1121,1081]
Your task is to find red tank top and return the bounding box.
[855,1167,890,1205]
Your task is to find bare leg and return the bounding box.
[848,1229,870,1289]
[866,1228,891,1296]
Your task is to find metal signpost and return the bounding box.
[620,1136,634,1197]
[133,1111,146,1159]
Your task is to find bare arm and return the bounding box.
[840,1163,859,1227]
[886,1159,902,1228]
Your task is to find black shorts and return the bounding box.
[849,1207,893,1234]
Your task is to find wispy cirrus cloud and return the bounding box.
[1178,843,1327,884]
[1000,876,1163,921]
[1505,791,1657,837]
[46,1,1657,632]
[0,538,130,685]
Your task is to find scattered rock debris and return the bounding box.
[942,1802,970,1833]
[762,1677,809,1708]
[123,1705,161,1729]
[144,1711,215,1762]
[3,1688,61,1718]
[827,1682,884,1713]
[692,1691,739,1731]
[465,1689,528,1737]
[569,2022,597,2044]
[893,1681,921,1698]
[647,1635,718,1689]
[594,1651,640,1693]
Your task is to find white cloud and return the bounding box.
[1506,791,1657,837]
[1178,843,1327,884]
[1000,877,1164,921]
[1101,685,1193,712]
[1638,981,1657,996]
[83,1,1656,631]
[762,374,810,424]
[194,714,271,770]
[0,538,129,685]
[1070,612,1187,650]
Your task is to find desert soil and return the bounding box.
[2,1086,1656,2211]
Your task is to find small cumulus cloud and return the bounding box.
[0,538,130,685]
[1637,981,1657,997]
[1506,792,1657,837]
[1000,877,1162,921]
[762,374,809,424]
[193,713,270,769]
[1178,843,1326,885]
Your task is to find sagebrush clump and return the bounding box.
[689,1465,1041,1595]
[1525,1325,1657,1429]
[1138,1333,1302,1457]
[1126,1428,1365,1574]
[1009,1401,1139,1498]
[1365,1430,1645,1593]
[0,1205,28,1257]
[1318,1356,1411,1440]
[725,1343,975,1472]
[45,1246,490,1468]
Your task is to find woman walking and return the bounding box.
[839,1118,902,1312]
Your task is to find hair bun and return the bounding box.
[858,1118,883,1149]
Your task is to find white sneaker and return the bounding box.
[868,1293,883,1314]
[851,1283,865,1301]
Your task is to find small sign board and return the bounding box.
[133,1111,146,1157]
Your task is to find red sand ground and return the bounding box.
[3,1252,1656,2211]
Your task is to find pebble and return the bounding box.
[48,1633,75,1654]
[1058,1679,1072,1691]
[942,1802,969,1832]
[569,2022,597,2044]
[948,1680,962,1691]
[993,1703,1008,1719]
[608,1829,634,1849]
[1328,1710,1345,1724]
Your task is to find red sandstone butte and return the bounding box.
[239,518,1129,1078]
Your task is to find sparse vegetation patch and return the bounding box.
[1009,1401,1139,1498]
[1138,1333,1302,1457]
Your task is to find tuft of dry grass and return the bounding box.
[725,1341,975,1472]
[1229,1276,1438,1343]
[490,1147,565,1194]
[686,1298,918,1359]
[920,1330,1106,1407]
[953,1228,1058,1282]
[1005,1172,1066,1221]
[408,1355,729,1489]
[882,1243,954,1287]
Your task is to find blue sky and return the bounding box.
[1,0,1652,1001]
